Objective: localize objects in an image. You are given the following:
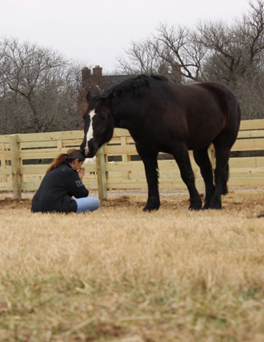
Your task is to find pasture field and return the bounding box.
[0,190,264,342]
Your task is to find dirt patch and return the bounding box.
[0,194,187,211]
[0,198,32,210]
[101,195,146,209]
[100,195,190,210]
[0,190,264,215]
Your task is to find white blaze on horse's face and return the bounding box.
[85,110,96,153]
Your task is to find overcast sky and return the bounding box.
[0,0,251,73]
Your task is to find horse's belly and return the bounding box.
[186,130,220,150]
[187,140,210,151]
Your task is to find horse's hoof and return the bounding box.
[209,202,222,210]
[189,203,202,211]
[143,204,160,212]
[203,202,211,210]
[189,200,202,210]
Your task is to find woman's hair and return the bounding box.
[46,149,86,173]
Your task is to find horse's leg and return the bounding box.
[222,163,229,195]
[209,141,231,209]
[193,146,215,209]
[136,145,160,211]
[173,148,202,210]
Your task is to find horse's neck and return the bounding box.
[113,117,138,131]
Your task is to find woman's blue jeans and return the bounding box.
[74,197,100,213]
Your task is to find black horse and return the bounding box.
[81,75,241,211]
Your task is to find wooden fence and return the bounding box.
[0,119,264,199]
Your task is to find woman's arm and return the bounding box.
[67,168,89,198]
[78,167,86,179]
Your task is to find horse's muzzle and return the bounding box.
[84,148,96,158]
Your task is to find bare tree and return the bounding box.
[117,0,264,118]
[197,0,264,118]
[117,39,162,75]
[0,38,82,134]
[153,24,207,82]
[117,25,202,83]
[197,0,264,85]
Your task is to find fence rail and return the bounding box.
[0,119,264,199]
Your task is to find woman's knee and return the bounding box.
[75,197,100,213]
[90,197,100,211]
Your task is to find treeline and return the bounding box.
[0,38,86,134]
[0,0,263,135]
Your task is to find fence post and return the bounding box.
[96,146,108,199]
[9,134,22,200]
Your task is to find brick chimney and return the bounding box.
[92,65,102,87]
[81,67,91,89]
[93,65,102,77]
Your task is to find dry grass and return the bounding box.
[0,190,264,342]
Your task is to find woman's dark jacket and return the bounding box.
[31,163,89,213]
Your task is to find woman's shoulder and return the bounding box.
[50,163,75,175]
[65,163,76,171]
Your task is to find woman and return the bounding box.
[31,149,100,213]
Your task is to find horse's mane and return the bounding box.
[104,74,168,98]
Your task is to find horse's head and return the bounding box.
[80,91,114,158]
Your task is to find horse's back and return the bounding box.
[192,82,241,130]
[174,81,240,131]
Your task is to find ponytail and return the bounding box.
[46,148,84,173]
[46,153,67,173]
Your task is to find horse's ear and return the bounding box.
[100,90,108,99]
[100,89,114,103]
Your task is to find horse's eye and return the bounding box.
[83,112,89,119]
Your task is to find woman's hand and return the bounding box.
[78,167,86,179]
